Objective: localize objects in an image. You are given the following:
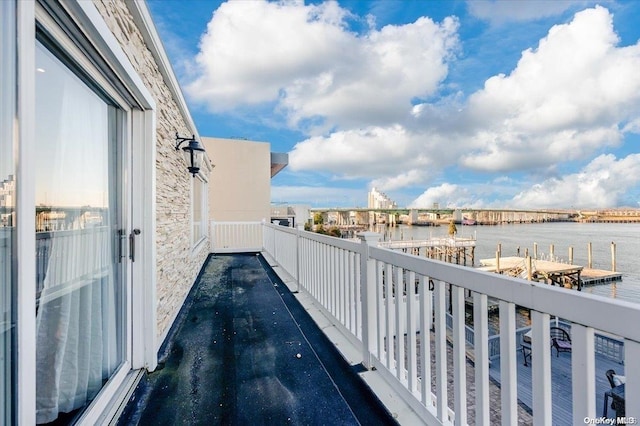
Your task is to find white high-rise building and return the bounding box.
[368,187,397,209]
[0,175,14,208]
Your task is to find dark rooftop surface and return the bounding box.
[118,253,397,425]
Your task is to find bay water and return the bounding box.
[383,222,640,304]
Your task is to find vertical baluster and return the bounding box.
[339,248,344,322]
[301,239,307,290]
[531,310,552,425]
[313,241,318,299]
[349,251,360,338]
[334,247,339,321]
[434,280,447,422]
[420,275,432,407]
[337,248,343,324]
[307,240,312,295]
[343,249,349,330]
[315,241,320,299]
[571,323,595,418]
[354,251,361,340]
[452,285,466,425]
[407,271,417,393]
[315,242,320,303]
[473,292,490,424]
[499,300,517,425]
[321,243,327,308]
[395,266,405,382]
[324,243,329,308]
[625,339,640,417]
[330,245,336,315]
[376,261,385,364]
[385,263,393,370]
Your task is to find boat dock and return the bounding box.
[478,256,622,289]
[581,267,623,285]
[379,236,476,266]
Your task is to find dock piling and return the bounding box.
[569,246,574,265]
[611,242,616,272]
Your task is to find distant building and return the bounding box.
[0,175,14,227]
[368,187,397,209]
[270,204,310,228]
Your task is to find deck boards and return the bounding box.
[488,347,624,423]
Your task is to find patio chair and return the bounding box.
[550,326,571,356]
[603,369,625,417]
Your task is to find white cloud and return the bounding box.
[186,0,459,130]
[188,1,351,109]
[409,183,482,209]
[370,169,431,191]
[289,125,441,178]
[466,0,593,25]
[407,154,640,209]
[290,6,640,193]
[510,154,640,208]
[188,3,640,208]
[460,6,640,172]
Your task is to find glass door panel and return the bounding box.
[1,1,16,424]
[34,41,125,424]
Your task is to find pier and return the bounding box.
[478,256,622,289]
[379,236,476,266]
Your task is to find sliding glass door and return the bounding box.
[34,40,127,424]
[0,1,16,424]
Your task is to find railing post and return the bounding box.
[625,339,640,416]
[571,323,595,419]
[210,220,216,253]
[358,231,380,369]
[296,224,303,293]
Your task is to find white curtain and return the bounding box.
[35,40,121,424]
[35,227,118,424]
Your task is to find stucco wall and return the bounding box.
[93,0,209,340]
[203,137,271,222]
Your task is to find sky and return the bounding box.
[146,0,640,209]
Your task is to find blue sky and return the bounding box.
[147,0,640,209]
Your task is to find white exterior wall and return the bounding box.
[203,137,272,222]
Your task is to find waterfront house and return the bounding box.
[3,1,640,425]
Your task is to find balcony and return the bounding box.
[122,222,640,424]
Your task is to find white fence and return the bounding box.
[209,221,263,253]
[259,223,640,425]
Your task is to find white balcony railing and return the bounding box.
[209,221,263,253]
[214,222,640,424]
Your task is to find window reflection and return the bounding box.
[34,41,123,424]
[0,1,16,424]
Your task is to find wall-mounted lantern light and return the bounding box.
[175,133,205,177]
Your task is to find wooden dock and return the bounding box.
[379,236,476,266]
[478,256,621,289]
[582,267,623,285]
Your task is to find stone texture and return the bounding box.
[93,0,209,340]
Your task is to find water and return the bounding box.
[383,222,640,304]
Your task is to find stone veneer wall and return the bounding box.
[93,0,210,341]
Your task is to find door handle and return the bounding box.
[129,228,141,262]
